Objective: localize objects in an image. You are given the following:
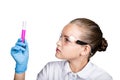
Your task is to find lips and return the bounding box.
[56,48,61,53]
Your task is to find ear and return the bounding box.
[81,45,91,56]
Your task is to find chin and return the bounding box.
[55,53,64,59]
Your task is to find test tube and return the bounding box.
[21,21,26,42]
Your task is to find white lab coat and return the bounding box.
[37,61,112,80]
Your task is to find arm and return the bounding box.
[14,73,25,80]
[11,38,29,80]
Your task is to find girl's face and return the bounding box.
[56,23,86,60]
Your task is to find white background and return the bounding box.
[0,0,119,80]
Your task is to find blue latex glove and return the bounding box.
[11,38,29,74]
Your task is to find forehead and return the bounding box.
[62,24,84,39]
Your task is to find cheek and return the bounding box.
[62,46,80,58]
[56,47,70,58]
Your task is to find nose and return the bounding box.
[56,39,61,46]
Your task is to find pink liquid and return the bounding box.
[21,29,26,42]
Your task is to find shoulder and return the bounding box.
[37,60,67,79]
[42,60,67,74]
[89,62,113,80]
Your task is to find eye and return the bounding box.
[65,37,70,42]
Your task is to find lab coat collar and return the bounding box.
[63,61,94,79]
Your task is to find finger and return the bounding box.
[11,46,20,51]
[24,40,29,50]
[16,42,26,47]
[12,45,26,52]
[17,38,22,42]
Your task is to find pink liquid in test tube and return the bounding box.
[21,21,26,42]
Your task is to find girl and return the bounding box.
[11,18,112,80]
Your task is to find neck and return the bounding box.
[68,58,88,73]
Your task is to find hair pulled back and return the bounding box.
[70,18,108,57]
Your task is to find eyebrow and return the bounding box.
[63,35,69,38]
[62,35,75,42]
[60,33,69,38]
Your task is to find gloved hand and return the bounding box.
[11,38,29,74]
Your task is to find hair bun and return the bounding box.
[98,38,108,51]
